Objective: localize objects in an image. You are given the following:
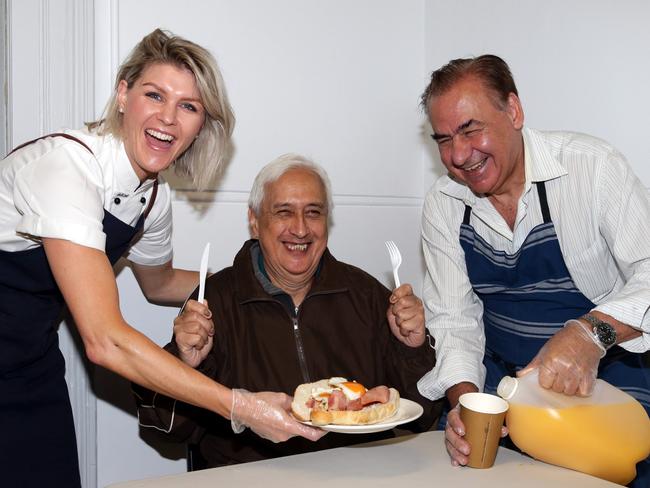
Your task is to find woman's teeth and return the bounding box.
[287,244,308,251]
[146,129,174,142]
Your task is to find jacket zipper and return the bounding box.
[292,306,311,383]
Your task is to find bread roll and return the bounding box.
[291,380,400,426]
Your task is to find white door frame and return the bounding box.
[6,1,98,486]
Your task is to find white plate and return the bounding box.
[300,398,424,434]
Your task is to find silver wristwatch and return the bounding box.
[580,313,617,350]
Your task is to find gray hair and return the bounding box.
[87,28,235,190]
[248,153,334,217]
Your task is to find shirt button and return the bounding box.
[140,197,146,204]
[114,197,121,205]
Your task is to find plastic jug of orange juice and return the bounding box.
[497,370,650,485]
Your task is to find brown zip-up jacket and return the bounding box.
[134,240,441,467]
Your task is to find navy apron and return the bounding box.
[0,134,158,488]
[460,181,650,487]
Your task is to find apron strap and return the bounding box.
[142,179,159,220]
[9,133,159,224]
[462,182,553,227]
[7,132,94,157]
[535,181,552,223]
[462,204,472,225]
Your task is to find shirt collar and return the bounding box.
[249,240,324,295]
[250,241,285,296]
[112,137,156,195]
[522,127,567,183]
[438,127,567,204]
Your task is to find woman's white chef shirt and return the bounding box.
[0,128,173,266]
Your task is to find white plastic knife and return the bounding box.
[197,242,210,304]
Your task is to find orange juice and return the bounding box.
[506,394,650,485]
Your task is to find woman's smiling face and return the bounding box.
[117,62,205,181]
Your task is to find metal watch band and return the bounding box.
[580,313,617,349]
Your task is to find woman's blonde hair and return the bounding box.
[88,28,235,190]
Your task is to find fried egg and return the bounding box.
[328,377,348,386]
[311,386,335,398]
[310,378,347,399]
[326,377,367,400]
[338,381,367,400]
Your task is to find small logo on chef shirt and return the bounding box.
[113,192,130,205]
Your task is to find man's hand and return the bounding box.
[174,299,214,368]
[444,382,507,466]
[445,403,470,466]
[444,382,476,466]
[386,284,426,347]
[519,319,604,396]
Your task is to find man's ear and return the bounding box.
[506,92,525,130]
[248,208,259,238]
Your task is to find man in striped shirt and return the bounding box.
[416,54,649,487]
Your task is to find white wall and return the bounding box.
[0,0,7,156]
[422,0,650,188]
[6,1,650,487]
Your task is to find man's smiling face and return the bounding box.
[249,167,329,293]
[428,75,524,198]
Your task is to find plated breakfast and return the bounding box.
[291,377,400,426]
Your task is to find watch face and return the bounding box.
[595,323,616,347]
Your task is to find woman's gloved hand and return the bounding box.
[230,389,327,443]
[519,319,605,396]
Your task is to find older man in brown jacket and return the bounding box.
[133,154,441,468]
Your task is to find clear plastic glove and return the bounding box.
[230,389,327,443]
[519,319,605,397]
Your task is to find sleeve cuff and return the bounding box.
[132,384,177,434]
[417,353,485,401]
[17,215,105,251]
[595,301,650,333]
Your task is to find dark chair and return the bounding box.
[187,444,209,472]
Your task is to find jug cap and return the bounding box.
[497,376,518,400]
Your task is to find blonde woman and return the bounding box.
[0,29,322,488]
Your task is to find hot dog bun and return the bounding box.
[291,378,400,426]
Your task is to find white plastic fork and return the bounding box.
[385,240,402,288]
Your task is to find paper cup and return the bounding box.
[459,392,509,469]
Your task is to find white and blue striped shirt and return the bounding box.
[418,127,650,401]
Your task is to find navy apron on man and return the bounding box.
[460,181,650,487]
